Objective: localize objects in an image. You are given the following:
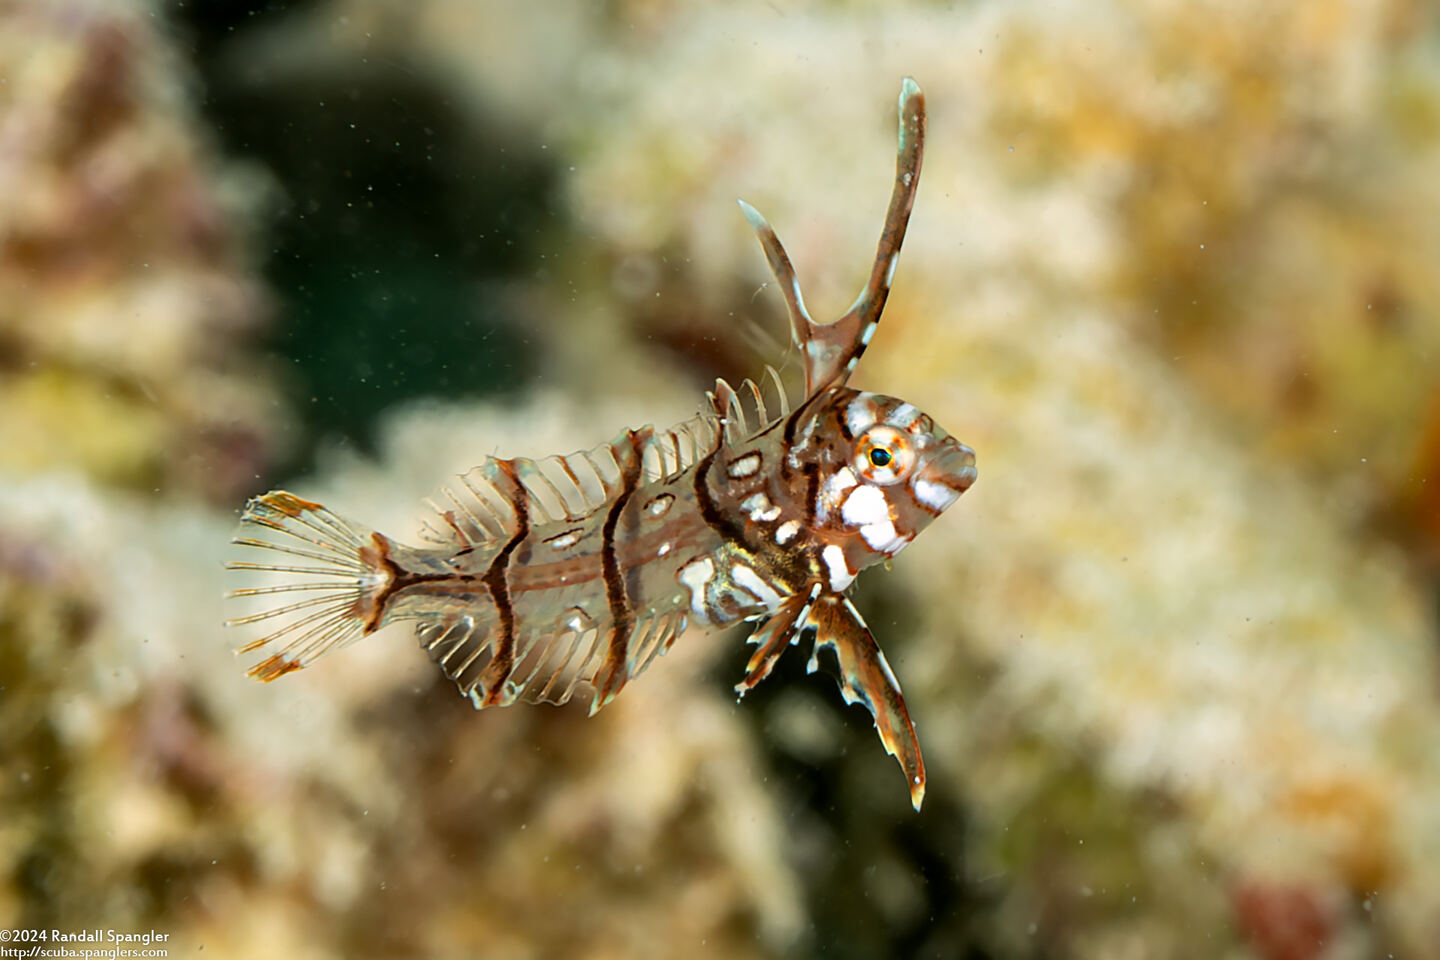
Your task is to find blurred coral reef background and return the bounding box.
[3,0,1440,958]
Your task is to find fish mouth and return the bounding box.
[936,438,978,493]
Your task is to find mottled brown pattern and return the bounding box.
[227,79,977,809]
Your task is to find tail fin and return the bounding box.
[225,491,388,681]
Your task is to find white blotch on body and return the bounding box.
[678,557,716,624]
[885,252,899,287]
[726,453,761,479]
[823,544,855,593]
[731,564,783,610]
[646,494,674,516]
[913,477,960,512]
[742,492,782,523]
[546,531,581,550]
[775,520,800,545]
[658,542,671,557]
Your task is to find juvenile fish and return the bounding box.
[226,78,976,810]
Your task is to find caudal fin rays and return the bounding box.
[225,492,387,681]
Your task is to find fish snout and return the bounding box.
[936,437,977,494]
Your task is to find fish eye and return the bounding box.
[855,426,913,483]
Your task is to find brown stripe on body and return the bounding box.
[373,506,711,604]
[801,462,821,530]
[782,394,811,448]
[695,434,810,596]
[764,458,820,587]
[778,393,812,485]
[595,429,649,704]
[729,390,829,588]
[361,533,476,634]
[693,421,748,548]
[622,504,650,633]
[476,459,529,705]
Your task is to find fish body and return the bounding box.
[227,78,976,810]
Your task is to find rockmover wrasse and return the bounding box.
[226,78,976,810]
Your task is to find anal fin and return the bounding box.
[733,587,927,811]
[734,585,820,699]
[805,594,927,811]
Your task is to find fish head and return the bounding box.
[806,388,977,574]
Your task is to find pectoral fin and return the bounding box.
[805,594,927,811]
[735,585,821,699]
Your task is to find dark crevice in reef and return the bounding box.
[167,1,553,482]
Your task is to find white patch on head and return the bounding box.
[646,494,674,516]
[726,453,761,479]
[841,484,890,527]
[890,403,921,428]
[913,477,960,512]
[827,466,857,496]
[861,519,909,555]
[845,396,876,439]
[775,520,800,545]
[678,557,715,624]
[731,564,783,610]
[819,467,858,522]
[823,544,854,593]
[658,542,671,557]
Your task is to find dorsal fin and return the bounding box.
[419,438,629,546]
[738,77,926,396]
[418,366,794,550]
[705,370,793,446]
